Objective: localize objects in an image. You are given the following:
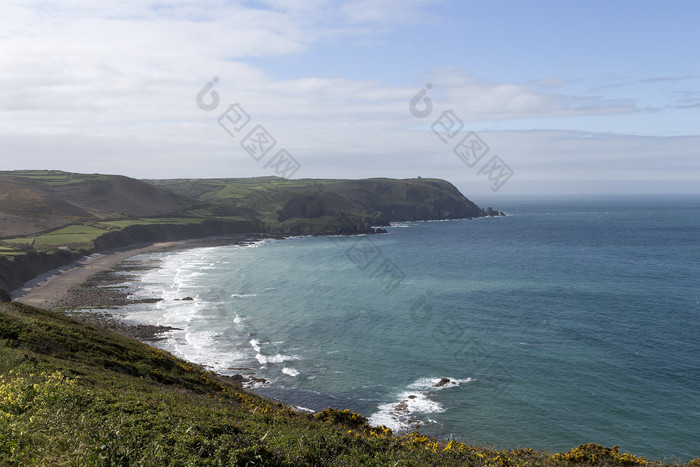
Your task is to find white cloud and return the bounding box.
[0,0,697,195]
[424,69,638,122]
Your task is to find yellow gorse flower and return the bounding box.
[0,371,77,418]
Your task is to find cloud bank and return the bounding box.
[1,0,698,195]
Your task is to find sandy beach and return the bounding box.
[12,242,181,309]
[11,233,277,311]
[8,233,277,384]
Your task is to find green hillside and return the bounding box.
[0,171,499,296]
[0,170,197,254]
[150,176,487,232]
[0,170,191,232]
[0,300,680,466]
[1,171,492,258]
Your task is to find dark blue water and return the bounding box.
[123,195,700,461]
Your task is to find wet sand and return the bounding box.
[12,233,277,310]
[12,242,182,309]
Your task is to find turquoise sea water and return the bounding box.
[119,196,699,461]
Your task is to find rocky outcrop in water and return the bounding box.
[482,207,506,217]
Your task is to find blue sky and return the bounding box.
[1,0,698,196]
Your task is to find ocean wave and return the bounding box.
[368,377,471,432]
[255,353,299,365]
[153,328,248,374]
[186,330,220,350]
[424,218,459,223]
[292,405,314,413]
[282,367,300,377]
[250,337,299,364]
[408,377,473,391]
[243,238,278,248]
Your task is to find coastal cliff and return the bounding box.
[0,171,502,295]
[148,176,500,230]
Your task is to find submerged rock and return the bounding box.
[435,377,452,387]
[395,400,410,413]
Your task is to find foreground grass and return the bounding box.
[0,302,695,466]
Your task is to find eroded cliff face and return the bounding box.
[0,249,83,295]
[91,219,264,251]
[275,178,485,226]
[0,220,264,297]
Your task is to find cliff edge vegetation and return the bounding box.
[0,300,689,466]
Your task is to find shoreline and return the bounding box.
[7,217,459,308]
[11,233,277,310]
[10,232,282,386]
[12,244,174,309]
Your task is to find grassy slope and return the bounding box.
[0,171,207,256]
[151,176,484,230]
[0,170,191,221]
[1,172,485,256]
[2,218,209,252]
[0,301,688,466]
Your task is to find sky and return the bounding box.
[1,0,699,197]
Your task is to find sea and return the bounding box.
[114,195,699,462]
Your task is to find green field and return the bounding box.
[149,177,337,203]
[0,246,25,257]
[0,218,208,253]
[97,217,205,229]
[0,170,112,187]
[2,225,108,250]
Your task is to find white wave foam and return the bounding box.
[397,391,443,414]
[104,249,263,376]
[231,293,257,298]
[186,330,219,350]
[255,353,298,364]
[245,379,269,389]
[408,377,472,391]
[156,329,248,374]
[239,238,275,248]
[282,367,300,377]
[367,408,415,433]
[292,405,314,413]
[367,377,472,432]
